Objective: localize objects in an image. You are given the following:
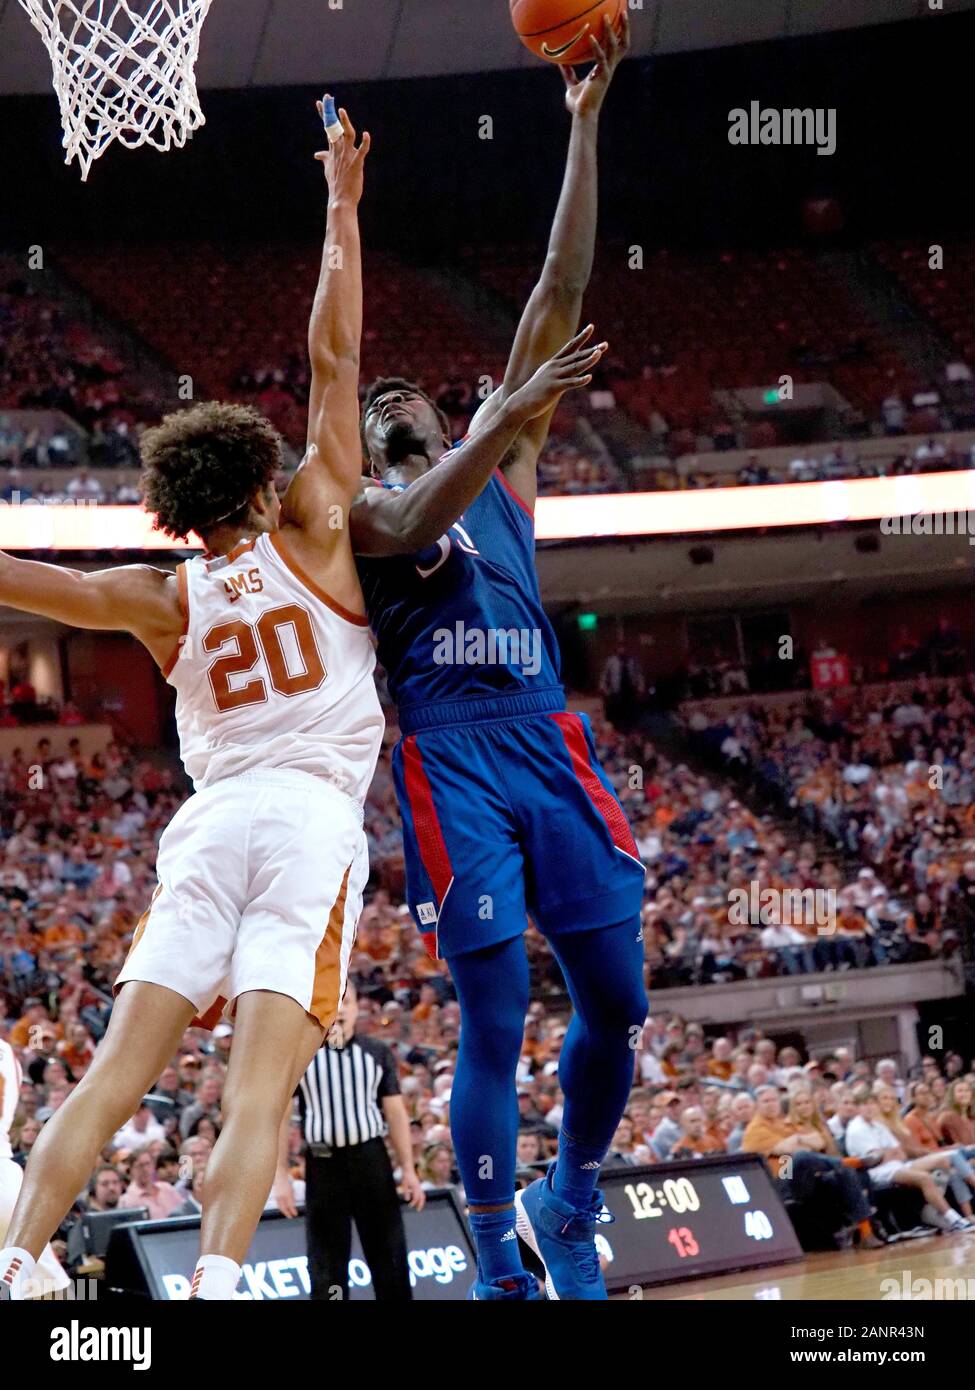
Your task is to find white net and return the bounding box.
[18,0,214,180]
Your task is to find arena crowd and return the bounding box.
[2,668,974,1280]
[5,266,975,500]
[688,672,975,958]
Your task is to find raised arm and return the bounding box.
[0,553,183,669]
[350,328,606,555]
[281,101,371,542]
[468,13,628,512]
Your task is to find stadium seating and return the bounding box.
[5,241,974,496]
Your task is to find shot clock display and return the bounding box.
[596,1153,803,1291]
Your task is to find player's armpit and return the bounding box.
[496,430,542,509]
[0,554,183,667]
[466,398,541,513]
[467,351,569,515]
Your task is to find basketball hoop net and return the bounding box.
[18,0,214,180]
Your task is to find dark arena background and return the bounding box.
[1,0,975,1356]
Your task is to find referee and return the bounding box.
[281,983,424,1301]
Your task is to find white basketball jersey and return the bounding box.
[0,1039,21,1160]
[166,532,384,804]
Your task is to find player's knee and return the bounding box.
[497,1010,527,1063]
[69,1069,147,1133]
[220,1075,289,1132]
[462,1002,523,1067]
[583,969,647,1038]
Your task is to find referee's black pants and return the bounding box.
[305,1138,413,1301]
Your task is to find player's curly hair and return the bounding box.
[140,401,283,540]
[360,377,450,456]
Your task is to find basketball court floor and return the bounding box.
[639,1231,975,1300]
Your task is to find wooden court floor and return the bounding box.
[635,1231,975,1300]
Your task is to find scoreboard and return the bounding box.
[596,1153,803,1291]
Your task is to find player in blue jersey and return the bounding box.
[348,17,643,1300]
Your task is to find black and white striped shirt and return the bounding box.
[298,1033,400,1149]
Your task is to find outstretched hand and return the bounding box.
[561,10,630,120]
[315,97,371,204]
[508,324,608,422]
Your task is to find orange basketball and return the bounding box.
[510,0,624,65]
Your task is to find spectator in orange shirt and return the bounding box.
[8,1000,61,1050]
[57,1022,97,1080]
[937,1078,975,1147]
[659,1042,684,1079]
[741,1085,880,1248]
[903,1080,944,1151]
[670,1105,726,1158]
[42,906,84,949]
[706,1036,734,1080]
[742,1085,815,1175]
[835,901,868,938]
[627,1094,655,1149]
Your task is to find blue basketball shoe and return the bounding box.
[468,1272,543,1300]
[514,1165,613,1300]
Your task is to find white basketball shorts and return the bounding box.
[114,768,368,1029]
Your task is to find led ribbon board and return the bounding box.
[1,471,973,550]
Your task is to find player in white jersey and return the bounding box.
[0,105,383,1303]
[0,105,603,1301]
[0,1040,70,1297]
[111,523,384,1034]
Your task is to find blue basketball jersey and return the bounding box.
[356,457,645,958]
[356,465,563,720]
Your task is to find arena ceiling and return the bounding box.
[0,0,970,95]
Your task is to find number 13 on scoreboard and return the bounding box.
[667,1226,700,1258]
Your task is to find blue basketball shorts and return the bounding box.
[391,701,646,959]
